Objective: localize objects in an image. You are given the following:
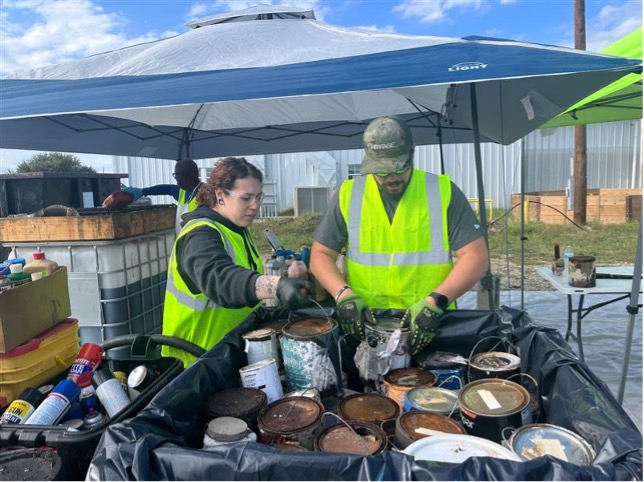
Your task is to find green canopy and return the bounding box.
[542,27,642,128]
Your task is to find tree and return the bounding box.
[15,152,96,173]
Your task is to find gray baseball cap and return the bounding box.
[361,116,414,175]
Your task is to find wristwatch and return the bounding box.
[429,291,449,311]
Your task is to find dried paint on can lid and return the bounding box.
[398,411,466,440]
[314,421,387,456]
[459,379,529,416]
[259,396,323,433]
[206,387,267,419]
[470,352,521,372]
[283,317,336,338]
[509,423,596,464]
[383,367,437,387]
[406,387,460,413]
[242,328,276,341]
[338,393,399,423]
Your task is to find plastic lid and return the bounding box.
[206,417,249,442]
[32,252,45,260]
[7,258,26,266]
[9,264,23,274]
[17,388,45,408]
[53,379,81,402]
[91,368,115,389]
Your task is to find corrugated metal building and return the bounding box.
[114,120,641,215]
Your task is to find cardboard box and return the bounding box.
[0,266,71,353]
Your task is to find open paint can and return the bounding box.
[403,433,521,463]
[505,423,596,465]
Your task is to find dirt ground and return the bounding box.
[489,259,554,291]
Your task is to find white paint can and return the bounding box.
[239,358,283,403]
[242,328,280,368]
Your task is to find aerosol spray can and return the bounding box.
[25,379,80,425]
[68,342,104,383]
[92,368,130,418]
[83,408,106,430]
[0,388,44,424]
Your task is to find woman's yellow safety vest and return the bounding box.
[162,217,262,366]
[339,169,453,309]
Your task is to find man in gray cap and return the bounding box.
[310,115,488,357]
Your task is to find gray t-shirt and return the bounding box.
[313,172,484,253]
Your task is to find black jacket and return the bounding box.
[175,206,261,309]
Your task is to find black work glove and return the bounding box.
[276,277,313,310]
[336,294,374,341]
[403,299,443,355]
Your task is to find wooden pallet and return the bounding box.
[0,205,177,242]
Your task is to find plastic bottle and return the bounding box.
[92,368,131,418]
[287,254,308,279]
[563,246,574,272]
[23,249,58,277]
[0,388,44,424]
[25,379,81,425]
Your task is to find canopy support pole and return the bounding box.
[520,139,526,309]
[617,219,642,404]
[470,83,496,310]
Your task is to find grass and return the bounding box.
[250,210,640,266]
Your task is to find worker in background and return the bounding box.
[162,157,313,366]
[310,115,489,356]
[102,158,203,234]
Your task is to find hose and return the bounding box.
[100,334,206,359]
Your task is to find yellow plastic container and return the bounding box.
[0,318,80,405]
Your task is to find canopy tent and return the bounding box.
[1,12,640,160]
[542,27,642,128]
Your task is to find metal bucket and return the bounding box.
[403,434,522,463]
[313,420,388,456]
[338,392,399,424]
[242,327,280,368]
[505,423,596,464]
[381,367,437,409]
[394,410,466,449]
[459,378,532,443]
[355,316,410,382]
[280,317,341,393]
[239,358,283,403]
[403,386,461,421]
[467,336,520,383]
[205,387,267,431]
[257,396,325,450]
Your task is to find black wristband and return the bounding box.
[334,285,351,304]
[429,291,449,311]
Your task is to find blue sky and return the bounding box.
[1,0,642,172]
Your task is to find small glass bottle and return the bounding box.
[563,246,574,272]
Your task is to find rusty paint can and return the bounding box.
[313,420,388,456]
[243,327,280,368]
[338,392,400,424]
[205,387,267,431]
[568,255,596,287]
[257,396,324,450]
[394,409,466,449]
[382,367,437,409]
[280,317,341,393]
[459,378,532,443]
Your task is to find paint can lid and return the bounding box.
[206,417,249,442]
[206,387,267,419]
[259,397,323,433]
[338,393,399,423]
[283,317,335,338]
[398,410,466,441]
[469,352,521,371]
[383,367,436,387]
[509,423,596,464]
[242,328,275,341]
[404,434,521,462]
[406,387,460,413]
[459,379,529,416]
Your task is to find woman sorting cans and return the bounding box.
[163,157,313,366]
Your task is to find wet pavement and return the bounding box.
[458,290,643,432]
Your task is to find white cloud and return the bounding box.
[392,0,486,24]
[0,0,178,77]
[587,0,642,52]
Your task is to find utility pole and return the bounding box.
[574,0,588,224]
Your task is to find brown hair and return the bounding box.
[197,157,263,207]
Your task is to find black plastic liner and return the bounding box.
[87,307,643,481]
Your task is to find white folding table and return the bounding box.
[537,266,641,362]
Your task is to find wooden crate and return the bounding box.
[0,205,176,242]
[511,189,642,224]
